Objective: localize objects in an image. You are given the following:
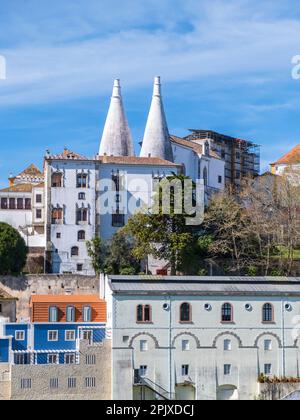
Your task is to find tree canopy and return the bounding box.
[0,222,27,275]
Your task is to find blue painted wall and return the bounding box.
[4,324,29,351]
[0,339,9,363]
[1,323,106,365]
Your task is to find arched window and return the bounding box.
[262,303,274,323]
[83,306,92,322]
[71,246,79,257]
[77,208,88,223]
[49,306,58,323]
[203,167,208,187]
[78,230,86,241]
[180,303,192,323]
[52,208,63,224]
[66,306,75,323]
[222,303,233,323]
[136,305,152,323]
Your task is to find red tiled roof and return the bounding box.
[17,164,43,178]
[0,183,33,193]
[98,155,179,167]
[48,149,87,161]
[272,145,300,165]
[30,294,103,304]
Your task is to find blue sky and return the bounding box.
[1,0,300,187]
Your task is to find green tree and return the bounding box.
[0,223,27,275]
[105,231,140,275]
[124,174,201,275]
[86,237,106,275]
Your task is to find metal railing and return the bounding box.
[134,372,175,400]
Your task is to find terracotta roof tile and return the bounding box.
[0,183,33,193]
[98,155,179,167]
[48,149,87,160]
[272,145,300,165]
[17,164,43,178]
[30,294,104,304]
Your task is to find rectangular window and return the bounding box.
[48,331,58,342]
[77,174,88,189]
[65,353,76,365]
[218,175,222,184]
[224,339,232,351]
[48,354,59,365]
[9,198,16,209]
[56,233,61,239]
[15,331,25,341]
[264,364,272,375]
[15,354,27,365]
[264,340,272,351]
[224,364,231,375]
[78,192,86,200]
[83,306,92,322]
[139,366,148,378]
[50,378,59,389]
[68,378,77,389]
[36,194,42,204]
[36,209,42,219]
[182,365,189,376]
[17,198,23,209]
[52,208,63,224]
[140,340,148,352]
[112,212,125,227]
[77,264,83,272]
[65,330,76,342]
[1,198,8,209]
[182,340,190,351]
[21,379,32,389]
[25,198,31,210]
[85,377,96,388]
[86,355,96,365]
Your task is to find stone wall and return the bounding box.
[10,340,111,400]
[0,275,99,321]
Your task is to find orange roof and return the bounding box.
[272,144,300,165]
[47,149,87,161]
[18,164,43,178]
[30,294,104,305]
[98,155,179,167]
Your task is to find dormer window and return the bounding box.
[49,306,58,323]
[66,306,76,323]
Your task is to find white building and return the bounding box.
[0,77,225,275]
[104,275,300,401]
[271,144,300,176]
[0,164,45,251]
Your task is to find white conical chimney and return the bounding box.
[99,79,135,157]
[140,77,174,162]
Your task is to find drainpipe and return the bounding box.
[169,296,172,398]
[281,299,286,377]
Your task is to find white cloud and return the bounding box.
[0,0,300,107]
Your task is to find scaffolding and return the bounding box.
[184,130,261,189]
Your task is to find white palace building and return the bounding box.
[0,77,225,275]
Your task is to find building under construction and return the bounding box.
[184,129,260,191]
